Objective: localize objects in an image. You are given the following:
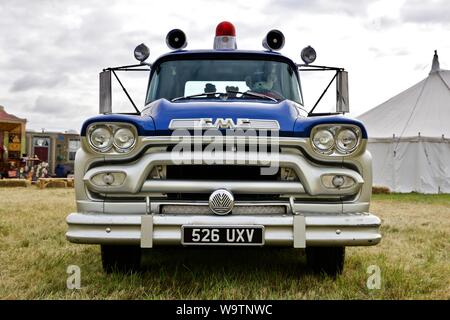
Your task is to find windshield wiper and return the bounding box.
[171,90,278,102]
[171,92,221,102]
[226,90,278,102]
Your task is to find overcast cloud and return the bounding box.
[271,0,378,16]
[0,0,449,132]
[400,0,450,24]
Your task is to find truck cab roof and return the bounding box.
[151,49,298,70]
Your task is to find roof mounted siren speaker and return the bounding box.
[262,30,285,51]
[166,29,187,50]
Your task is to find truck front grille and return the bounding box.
[156,165,295,201]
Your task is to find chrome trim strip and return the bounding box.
[80,135,368,164]
[142,135,300,146]
[79,199,369,216]
[141,180,305,194]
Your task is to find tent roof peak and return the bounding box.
[430,50,440,74]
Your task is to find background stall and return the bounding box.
[0,105,26,178]
[26,130,80,177]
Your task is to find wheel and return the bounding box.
[306,246,345,276]
[101,245,142,273]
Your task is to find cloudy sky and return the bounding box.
[0,0,449,132]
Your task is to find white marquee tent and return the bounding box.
[357,51,450,193]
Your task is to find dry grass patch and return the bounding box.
[0,188,449,299]
[0,179,30,188]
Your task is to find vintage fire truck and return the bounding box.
[66,22,381,275]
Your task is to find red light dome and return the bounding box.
[215,21,236,37]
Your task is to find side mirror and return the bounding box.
[336,70,349,113]
[99,70,112,114]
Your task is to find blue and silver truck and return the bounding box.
[66,22,381,275]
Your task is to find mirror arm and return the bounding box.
[307,72,337,116]
[105,63,151,71]
[297,64,344,71]
[111,70,141,115]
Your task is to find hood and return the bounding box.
[143,99,301,136]
[80,100,367,139]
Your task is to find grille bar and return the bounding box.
[160,204,287,215]
[141,179,305,194]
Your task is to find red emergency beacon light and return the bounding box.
[216,21,236,36]
[213,21,237,50]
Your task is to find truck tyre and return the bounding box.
[306,246,345,276]
[101,245,142,273]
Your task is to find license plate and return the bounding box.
[182,226,264,246]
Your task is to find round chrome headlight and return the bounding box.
[89,126,113,151]
[113,128,136,151]
[312,129,335,152]
[336,129,358,153]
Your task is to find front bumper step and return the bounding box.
[66,212,381,247]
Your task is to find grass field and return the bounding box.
[0,188,449,299]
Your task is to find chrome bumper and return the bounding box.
[66,212,381,248]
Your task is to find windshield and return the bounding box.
[146,59,303,104]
